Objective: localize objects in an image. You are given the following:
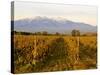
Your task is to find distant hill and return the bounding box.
[13,16,97,34]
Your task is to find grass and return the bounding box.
[13,34,97,73]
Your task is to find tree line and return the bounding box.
[12,30,96,36]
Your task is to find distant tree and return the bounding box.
[42,31,48,35]
[77,30,80,36]
[55,32,60,35]
[82,34,87,36]
[72,29,80,36]
[35,32,41,35]
[17,32,22,35]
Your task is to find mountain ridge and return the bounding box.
[13,17,97,34]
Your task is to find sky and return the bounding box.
[14,1,97,26]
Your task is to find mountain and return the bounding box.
[13,16,97,34]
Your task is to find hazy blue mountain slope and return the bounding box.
[14,17,97,33]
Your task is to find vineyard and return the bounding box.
[13,34,97,73]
